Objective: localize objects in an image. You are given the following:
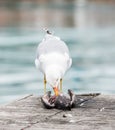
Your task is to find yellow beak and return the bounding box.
[53,87,59,96]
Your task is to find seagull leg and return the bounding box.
[44,75,47,94]
[60,78,62,92]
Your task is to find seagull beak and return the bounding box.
[53,87,59,96]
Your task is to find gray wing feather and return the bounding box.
[36,34,69,58]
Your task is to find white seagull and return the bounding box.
[35,30,72,96]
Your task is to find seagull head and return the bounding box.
[45,66,62,96]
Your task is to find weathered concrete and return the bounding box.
[0,94,115,130]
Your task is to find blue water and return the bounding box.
[0,27,115,104]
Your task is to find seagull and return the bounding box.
[35,30,72,96]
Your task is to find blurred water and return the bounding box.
[0,0,115,104]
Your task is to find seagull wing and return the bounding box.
[37,34,69,57]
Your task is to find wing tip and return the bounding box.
[43,28,52,35]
